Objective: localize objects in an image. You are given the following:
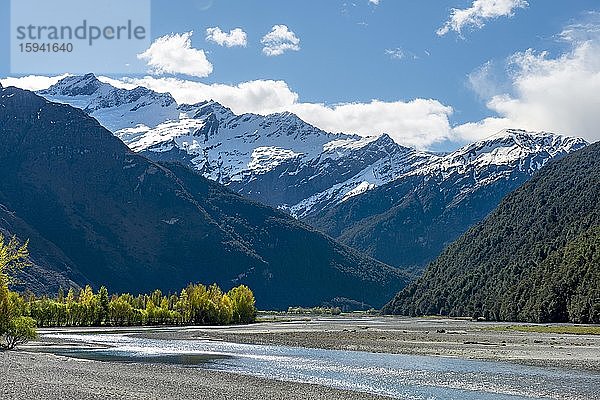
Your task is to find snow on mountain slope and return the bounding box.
[38,73,180,131]
[36,75,588,219]
[287,142,437,218]
[413,129,585,178]
[302,129,588,271]
[125,101,349,184]
[404,129,588,205]
[287,129,587,217]
[37,74,428,214]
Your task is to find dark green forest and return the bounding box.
[384,142,600,323]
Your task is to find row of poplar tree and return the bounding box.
[15,283,257,328]
[1,236,257,349]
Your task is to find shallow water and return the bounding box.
[43,333,599,400]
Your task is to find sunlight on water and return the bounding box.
[44,333,600,400]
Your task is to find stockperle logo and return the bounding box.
[10,0,150,74]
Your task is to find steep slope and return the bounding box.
[306,130,587,272]
[37,74,436,214]
[38,73,180,131]
[36,75,588,278]
[383,142,600,323]
[0,200,85,294]
[0,86,407,309]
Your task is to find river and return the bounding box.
[42,332,599,400]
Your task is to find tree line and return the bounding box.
[1,235,257,349]
[22,281,256,328]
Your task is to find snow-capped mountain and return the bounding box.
[36,74,588,225]
[1,85,407,308]
[288,129,586,217]
[37,74,437,214]
[412,129,585,179]
[305,129,587,272]
[287,137,436,218]
[120,101,349,185]
[38,73,180,131]
[404,129,587,204]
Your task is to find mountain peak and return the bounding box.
[270,111,308,126]
[484,128,549,143]
[40,73,105,97]
[37,74,179,131]
[482,128,586,146]
[1,85,47,107]
[0,86,124,161]
[193,99,234,118]
[374,133,403,148]
[81,72,98,80]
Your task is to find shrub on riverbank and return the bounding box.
[287,306,342,316]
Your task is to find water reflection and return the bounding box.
[41,333,600,400]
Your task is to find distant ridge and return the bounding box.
[37,75,588,276]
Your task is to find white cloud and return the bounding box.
[106,76,453,148]
[9,17,600,149]
[385,48,405,60]
[114,76,298,115]
[290,100,453,148]
[137,32,213,78]
[385,48,418,61]
[557,11,600,43]
[467,60,506,100]
[455,17,600,143]
[452,117,513,142]
[261,25,300,56]
[2,72,454,149]
[206,27,247,47]
[0,74,70,91]
[437,0,528,37]
[368,0,380,5]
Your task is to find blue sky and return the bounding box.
[169,1,572,120]
[2,0,600,150]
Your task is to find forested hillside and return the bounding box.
[306,130,586,274]
[383,142,600,323]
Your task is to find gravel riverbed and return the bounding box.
[3,316,600,399]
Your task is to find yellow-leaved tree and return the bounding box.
[0,234,37,350]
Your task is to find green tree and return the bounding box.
[98,286,109,325]
[176,289,191,324]
[57,286,64,303]
[0,234,36,350]
[228,285,257,324]
[109,296,134,326]
[1,316,37,350]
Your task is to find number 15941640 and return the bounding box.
[18,42,74,52]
